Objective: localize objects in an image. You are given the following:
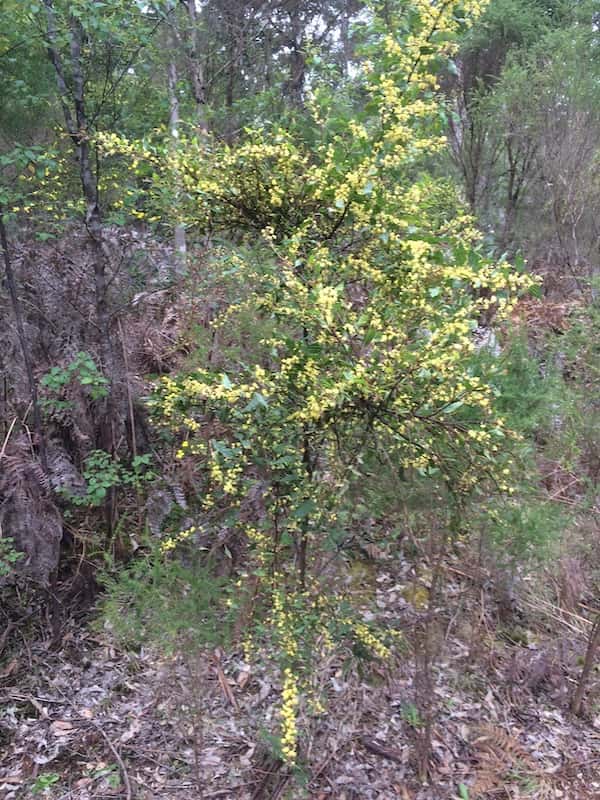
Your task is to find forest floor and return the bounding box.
[2,551,600,800]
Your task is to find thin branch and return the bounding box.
[92,721,134,800]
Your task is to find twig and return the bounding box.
[578,601,600,616]
[444,564,474,580]
[213,651,239,711]
[547,475,581,500]
[359,735,404,763]
[520,597,588,635]
[536,597,598,625]
[90,720,133,800]
[0,622,15,657]
[1,692,64,705]
[117,317,137,459]
[572,614,600,716]
[0,416,18,462]
[527,594,593,626]
[6,693,50,718]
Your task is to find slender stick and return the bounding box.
[0,416,18,462]
[571,614,600,716]
[92,721,134,800]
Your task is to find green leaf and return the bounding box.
[212,440,234,458]
[243,392,269,412]
[292,499,316,519]
[444,400,464,414]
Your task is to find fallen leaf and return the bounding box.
[0,658,18,679]
[237,670,251,690]
[120,719,141,743]
[51,720,74,735]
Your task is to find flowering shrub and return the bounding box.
[104,0,533,765]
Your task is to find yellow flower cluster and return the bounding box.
[160,524,197,553]
[280,667,300,764]
[176,440,190,460]
[271,590,302,764]
[209,456,243,496]
[245,526,272,568]
[349,620,392,660]
[272,589,299,660]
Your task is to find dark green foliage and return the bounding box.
[485,333,564,438]
[480,494,566,564]
[99,550,233,652]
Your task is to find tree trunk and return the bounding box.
[184,0,209,136]
[572,614,600,716]
[43,0,118,533]
[67,15,115,456]
[44,2,112,387]
[287,5,306,109]
[0,207,48,474]
[340,11,350,77]
[167,32,188,271]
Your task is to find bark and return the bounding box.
[43,0,118,538]
[167,32,188,268]
[67,18,115,453]
[571,614,600,716]
[263,28,272,90]
[340,9,351,78]
[226,34,236,111]
[43,6,113,380]
[497,132,536,255]
[287,4,306,109]
[183,0,209,136]
[0,207,48,474]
